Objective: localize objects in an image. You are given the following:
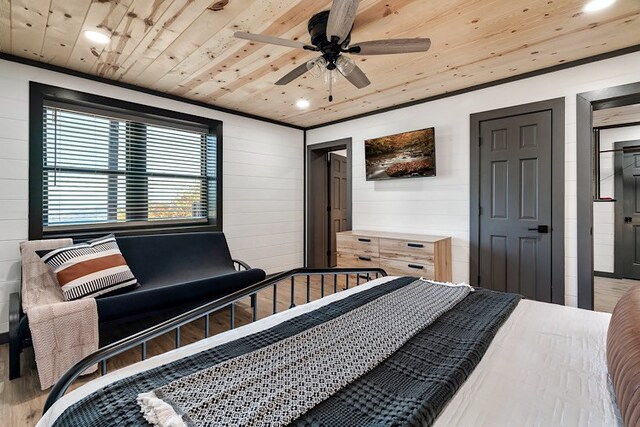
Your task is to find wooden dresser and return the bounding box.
[336,230,452,281]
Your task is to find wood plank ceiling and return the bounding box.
[1,0,639,127]
[593,104,640,127]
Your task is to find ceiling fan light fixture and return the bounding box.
[306,57,326,78]
[84,30,111,45]
[583,0,615,12]
[336,55,356,76]
[324,69,339,85]
[296,98,311,109]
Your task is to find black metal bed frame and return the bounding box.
[42,267,387,414]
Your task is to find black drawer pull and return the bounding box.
[358,238,371,243]
[358,256,372,261]
[407,243,424,248]
[408,264,424,269]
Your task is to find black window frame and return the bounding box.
[29,82,223,240]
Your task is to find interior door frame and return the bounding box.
[470,98,565,305]
[305,138,353,267]
[576,82,640,309]
[328,152,348,267]
[614,139,640,279]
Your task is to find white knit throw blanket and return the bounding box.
[137,280,472,427]
[21,239,99,390]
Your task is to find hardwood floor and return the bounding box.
[0,274,365,427]
[594,276,640,313]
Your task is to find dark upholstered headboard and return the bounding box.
[607,285,640,427]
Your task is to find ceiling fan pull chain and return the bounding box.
[329,70,334,102]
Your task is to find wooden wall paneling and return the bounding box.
[123,0,254,87]
[321,4,636,125]
[286,0,537,119]
[351,0,423,31]
[284,2,640,126]
[113,0,220,82]
[162,0,332,97]
[291,45,637,125]
[594,104,640,127]
[226,0,619,125]
[10,0,49,59]
[208,0,423,114]
[198,43,316,104]
[196,0,384,101]
[138,0,281,92]
[0,0,11,52]
[1,0,639,126]
[64,0,134,74]
[39,0,91,65]
[197,1,339,101]
[92,0,174,78]
[196,0,397,104]
[148,26,249,93]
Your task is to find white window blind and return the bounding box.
[42,104,217,232]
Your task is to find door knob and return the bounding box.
[527,225,549,233]
[625,217,633,223]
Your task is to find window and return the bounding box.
[30,84,222,239]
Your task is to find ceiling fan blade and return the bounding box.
[275,62,311,85]
[327,0,360,44]
[351,38,431,55]
[234,31,308,49]
[339,64,370,89]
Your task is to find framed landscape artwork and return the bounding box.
[364,127,436,180]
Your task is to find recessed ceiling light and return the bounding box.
[84,30,111,45]
[583,0,615,12]
[296,99,310,109]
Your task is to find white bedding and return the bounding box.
[433,295,621,427]
[38,277,621,427]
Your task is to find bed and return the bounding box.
[38,271,628,427]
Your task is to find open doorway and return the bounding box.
[592,104,640,312]
[306,139,352,268]
[576,81,640,310]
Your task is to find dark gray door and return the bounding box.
[622,146,640,279]
[328,153,348,267]
[478,110,553,302]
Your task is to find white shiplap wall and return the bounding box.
[307,52,640,307]
[593,125,640,273]
[0,59,304,334]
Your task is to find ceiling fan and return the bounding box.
[234,0,431,102]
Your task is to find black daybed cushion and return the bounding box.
[95,268,265,322]
[114,232,239,288]
[93,232,266,322]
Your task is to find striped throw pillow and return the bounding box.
[38,234,138,301]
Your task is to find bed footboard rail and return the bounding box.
[43,267,387,414]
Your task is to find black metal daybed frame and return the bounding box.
[42,267,387,414]
[8,258,256,382]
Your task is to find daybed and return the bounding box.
[9,232,265,382]
[38,269,636,427]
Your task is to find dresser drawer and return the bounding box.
[379,238,434,262]
[336,234,380,256]
[337,252,380,269]
[380,258,435,278]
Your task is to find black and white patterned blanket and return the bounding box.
[51,277,521,427]
[138,280,471,426]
